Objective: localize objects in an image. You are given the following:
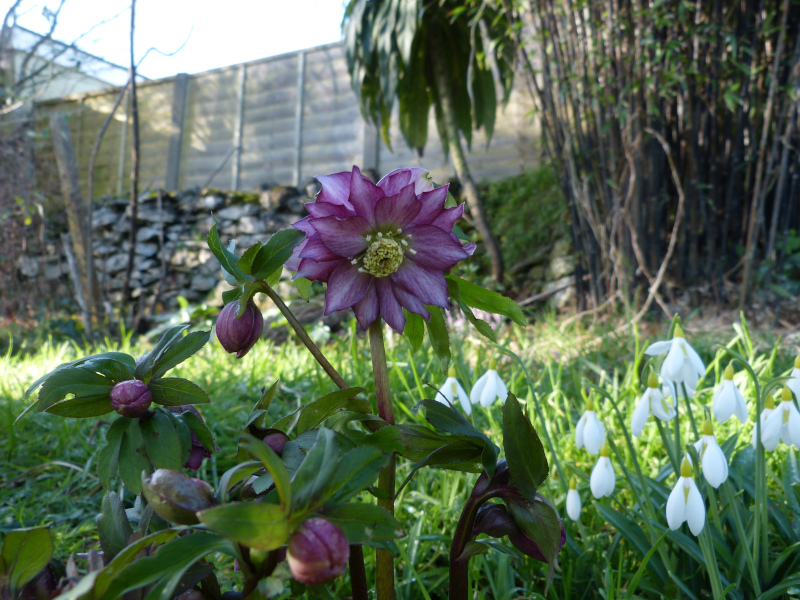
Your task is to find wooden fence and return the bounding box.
[32,42,541,199]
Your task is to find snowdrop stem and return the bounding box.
[698,526,725,600]
[680,382,700,439]
[655,419,679,475]
[722,482,761,595]
[705,481,723,534]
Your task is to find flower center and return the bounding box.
[361,238,404,277]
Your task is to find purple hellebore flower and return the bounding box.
[216,300,264,358]
[287,518,350,585]
[110,380,152,418]
[286,166,476,333]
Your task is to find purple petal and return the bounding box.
[324,262,372,314]
[352,281,378,330]
[299,235,339,261]
[316,171,353,209]
[285,239,306,271]
[292,216,316,235]
[405,225,470,270]
[431,203,465,232]
[411,186,449,225]
[377,168,427,196]
[349,166,384,224]
[390,261,449,308]
[393,286,431,320]
[374,183,421,229]
[306,201,352,219]
[296,258,340,281]
[311,215,370,257]
[376,278,406,333]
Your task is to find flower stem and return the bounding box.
[722,482,761,595]
[349,545,368,600]
[369,320,396,600]
[680,383,700,439]
[699,525,725,599]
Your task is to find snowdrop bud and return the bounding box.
[712,366,748,424]
[783,386,794,402]
[766,394,776,409]
[489,357,497,370]
[470,357,508,408]
[576,396,605,454]
[566,477,581,521]
[674,323,685,338]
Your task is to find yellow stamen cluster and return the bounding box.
[359,233,406,277]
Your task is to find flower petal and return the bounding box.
[685,344,706,377]
[650,389,677,422]
[376,167,429,196]
[405,224,470,270]
[374,183,421,229]
[480,371,500,407]
[392,286,431,321]
[566,489,581,521]
[324,262,372,314]
[666,480,687,530]
[295,258,340,281]
[733,384,748,424]
[311,215,370,257]
[583,412,606,455]
[662,339,687,382]
[352,281,378,330]
[575,413,587,449]
[390,261,449,308]
[437,378,457,404]
[645,340,673,356]
[412,186,449,225]
[375,277,406,333]
[590,457,614,498]
[316,171,353,208]
[455,382,471,416]
[686,480,705,536]
[349,165,384,224]
[471,372,490,405]
[786,377,800,402]
[299,235,339,262]
[787,403,800,448]
[430,203,465,232]
[712,382,736,424]
[701,438,728,488]
[762,408,783,451]
[631,394,651,437]
[494,372,509,404]
[306,200,352,219]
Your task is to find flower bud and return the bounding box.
[263,431,290,456]
[109,380,152,418]
[141,469,215,525]
[472,503,519,538]
[169,405,219,471]
[287,518,349,585]
[216,301,263,359]
[505,493,566,564]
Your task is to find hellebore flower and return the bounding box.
[505,493,566,564]
[216,300,264,358]
[109,379,152,418]
[762,386,800,449]
[566,477,582,521]
[287,518,350,585]
[263,431,290,456]
[437,366,472,416]
[631,372,677,436]
[693,421,728,488]
[169,405,218,470]
[285,166,475,333]
[786,355,800,400]
[753,394,777,450]
[141,469,215,525]
[576,396,605,455]
[470,358,508,408]
[666,456,705,536]
[472,503,519,538]
[712,364,748,424]
[590,444,615,498]
[645,324,705,395]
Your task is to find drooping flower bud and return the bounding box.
[287,518,350,585]
[472,503,519,538]
[505,493,566,563]
[216,300,264,359]
[141,469,215,525]
[109,380,152,418]
[263,431,290,456]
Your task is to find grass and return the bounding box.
[1,310,799,599]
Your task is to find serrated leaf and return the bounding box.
[446,275,526,325]
[135,325,190,382]
[403,310,425,353]
[251,228,305,281]
[150,330,210,380]
[323,503,404,549]
[244,380,279,430]
[447,278,496,342]
[36,368,114,413]
[291,428,340,512]
[148,378,210,407]
[296,387,366,435]
[236,242,263,275]
[141,411,182,470]
[221,286,243,304]
[179,409,215,452]
[208,222,251,285]
[46,394,114,418]
[96,491,133,561]
[507,495,562,565]
[295,277,312,300]
[503,393,548,499]
[198,504,289,551]
[425,305,451,373]
[240,435,292,509]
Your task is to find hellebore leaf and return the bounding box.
[291,428,340,513]
[251,228,305,281]
[395,424,484,472]
[425,305,451,373]
[117,419,150,495]
[295,277,312,301]
[295,387,366,435]
[323,503,404,549]
[221,285,243,304]
[149,330,210,380]
[98,417,130,489]
[236,241,262,275]
[239,435,292,510]
[503,393,548,499]
[446,278,496,342]
[208,222,251,285]
[45,394,115,418]
[507,495,562,565]
[148,378,210,407]
[243,380,280,431]
[326,445,389,504]
[0,526,53,593]
[135,325,190,382]
[36,368,115,413]
[402,310,425,353]
[141,410,182,471]
[178,409,216,452]
[96,491,133,562]
[198,504,289,551]
[445,275,527,326]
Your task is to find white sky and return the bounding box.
[3,0,347,79]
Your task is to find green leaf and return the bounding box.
[135,325,190,382]
[395,424,484,471]
[141,410,182,470]
[198,504,289,551]
[507,496,562,565]
[425,305,451,373]
[447,278,495,342]
[295,277,312,301]
[503,393,548,498]
[326,445,389,503]
[24,352,134,399]
[446,275,526,325]
[148,378,210,407]
[149,330,210,380]
[207,222,251,285]
[457,540,491,562]
[45,394,115,418]
[323,503,404,549]
[96,491,133,562]
[403,310,425,353]
[98,417,130,488]
[291,428,340,512]
[239,435,292,509]
[296,387,366,435]
[117,420,150,494]
[221,286,243,304]
[216,461,263,504]
[36,368,114,413]
[251,228,305,281]
[244,380,280,430]
[179,409,215,452]
[236,242,263,275]
[0,526,53,592]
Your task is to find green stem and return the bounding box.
[656,419,679,475]
[699,525,725,599]
[680,382,700,439]
[369,320,396,600]
[722,483,761,595]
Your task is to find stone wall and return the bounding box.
[15,183,314,314]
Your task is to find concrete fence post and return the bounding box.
[165,73,189,190]
[293,51,306,187]
[232,63,247,190]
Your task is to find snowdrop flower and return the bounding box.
[752,394,777,450]
[666,456,705,536]
[762,386,800,449]
[693,421,728,488]
[575,396,605,455]
[590,444,615,498]
[566,477,581,521]
[786,355,800,400]
[712,364,748,424]
[437,366,471,416]
[645,324,705,395]
[470,358,508,408]
[631,372,677,436]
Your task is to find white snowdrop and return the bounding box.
[693,421,728,488]
[666,456,705,536]
[762,386,800,449]
[437,366,471,416]
[786,356,800,401]
[712,364,748,424]
[631,372,677,437]
[575,396,606,455]
[645,324,705,395]
[590,444,615,499]
[752,394,776,450]
[566,477,582,521]
[470,358,509,408]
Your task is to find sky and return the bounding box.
[3,0,347,79]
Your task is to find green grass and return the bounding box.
[2,312,799,599]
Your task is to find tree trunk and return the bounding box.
[430,31,504,283]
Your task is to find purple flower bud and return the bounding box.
[505,493,566,564]
[141,468,215,525]
[263,431,290,456]
[472,503,519,539]
[169,405,219,471]
[109,380,152,418]
[287,518,350,585]
[216,301,263,358]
